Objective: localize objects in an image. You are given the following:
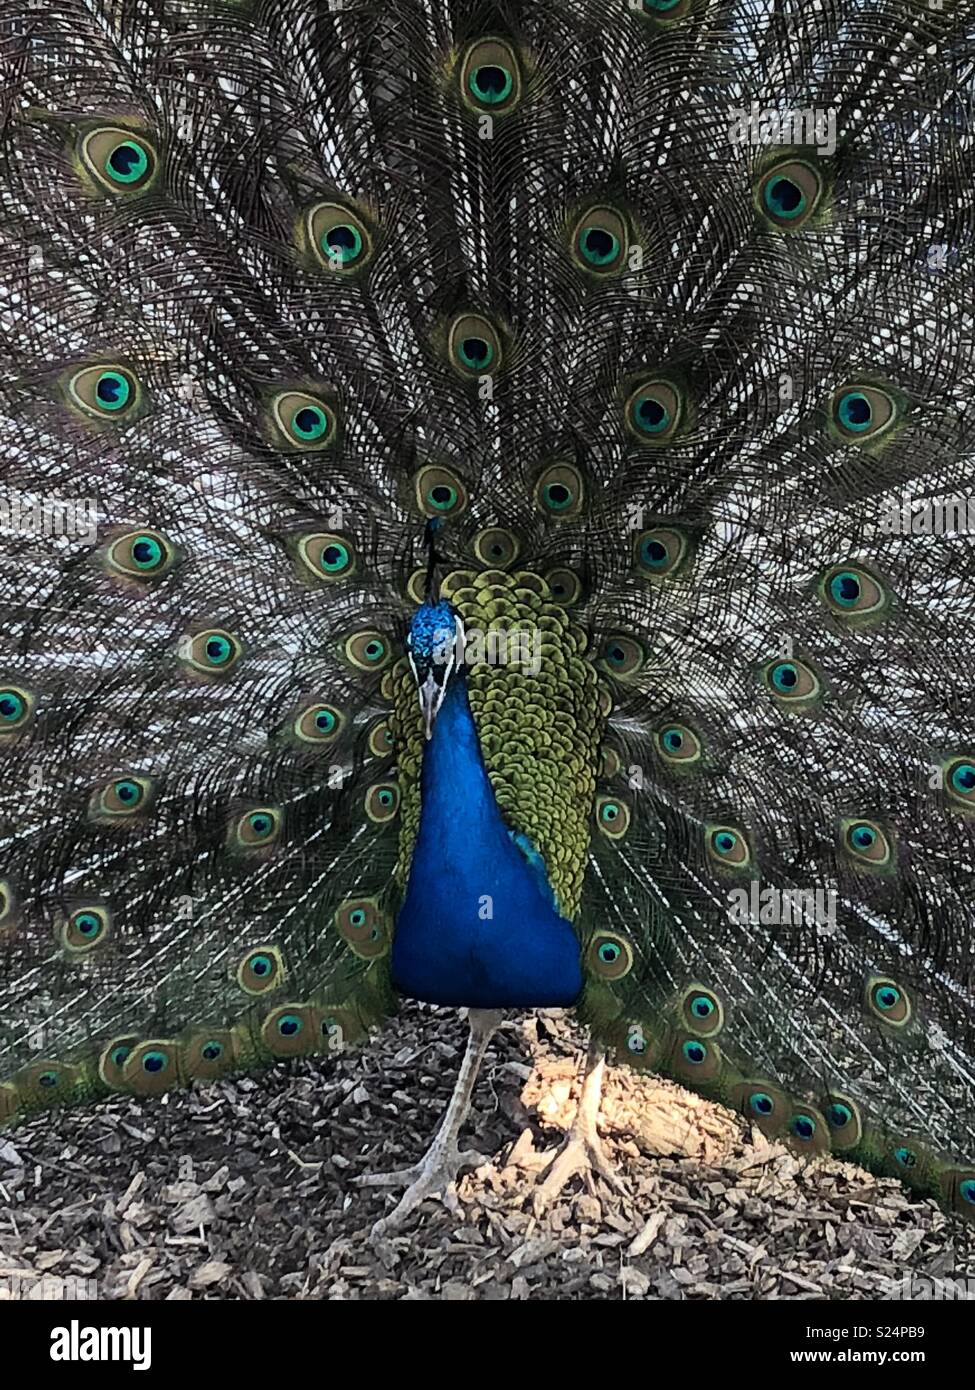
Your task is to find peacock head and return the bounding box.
[406,599,465,740]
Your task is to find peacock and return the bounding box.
[2,0,975,1243]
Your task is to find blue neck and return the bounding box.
[391,679,583,1008]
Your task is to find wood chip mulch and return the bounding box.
[1,1004,972,1300]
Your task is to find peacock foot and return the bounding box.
[532,1039,626,1214]
[532,1124,624,1214]
[356,1137,488,1238]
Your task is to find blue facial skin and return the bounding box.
[392,603,583,1008]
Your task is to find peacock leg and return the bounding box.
[356,1007,501,1237]
[532,1035,623,1213]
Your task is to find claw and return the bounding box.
[359,1142,487,1238]
[531,1038,627,1214]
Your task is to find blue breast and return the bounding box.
[391,678,584,1008]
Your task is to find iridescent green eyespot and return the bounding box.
[448,314,502,378]
[293,702,345,745]
[415,464,468,519]
[295,533,355,582]
[62,905,112,954]
[237,945,285,995]
[335,898,389,959]
[344,630,391,672]
[680,985,724,1036]
[178,628,242,679]
[79,126,158,195]
[946,757,975,810]
[270,390,338,451]
[587,932,634,981]
[535,463,584,519]
[0,685,34,735]
[365,782,399,823]
[655,721,702,766]
[818,563,888,621]
[625,380,682,442]
[756,159,823,230]
[105,529,177,581]
[459,38,522,115]
[570,205,630,276]
[88,775,153,822]
[304,201,372,273]
[65,364,141,422]
[473,528,520,569]
[706,824,751,870]
[830,384,897,442]
[842,818,894,871]
[600,635,644,677]
[232,807,282,849]
[595,795,630,839]
[865,975,911,1026]
[634,526,690,579]
[760,655,822,711]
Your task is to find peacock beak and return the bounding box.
[417,669,447,740]
[411,615,465,740]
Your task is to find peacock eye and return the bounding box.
[473,527,520,568]
[344,630,391,671]
[65,364,140,421]
[335,898,389,958]
[789,1113,817,1143]
[639,0,693,20]
[80,127,157,194]
[680,985,724,1035]
[600,635,644,677]
[179,628,242,678]
[460,39,521,114]
[295,533,355,582]
[62,905,111,953]
[595,795,631,838]
[368,720,395,757]
[365,782,399,823]
[571,206,629,275]
[946,758,975,809]
[89,775,153,821]
[105,529,177,580]
[761,656,822,709]
[305,202,371,272]
[269,391,338,450]
[535,463,584,518]
[293,702,344,745]
[625,380,681,441]
[260,1004,323,1057]
[0,685,34,734]
[656,721,702,765]
[830,384,897,442]
[237,945,285,995]
[821,1093,862,1147]
[842,818,894,870]
[865,976,911,1027]
[894,1146,917,1169]
[681,1039,708,1065]
[634,526,689,579]
[587,932,634,980]
[544,567,583,606]
[819,563,887,618]
[414,464,468,519]
[757,159,822,229]
[706,824,751,869]
[232,807,282,849]
[448,314,502,377]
